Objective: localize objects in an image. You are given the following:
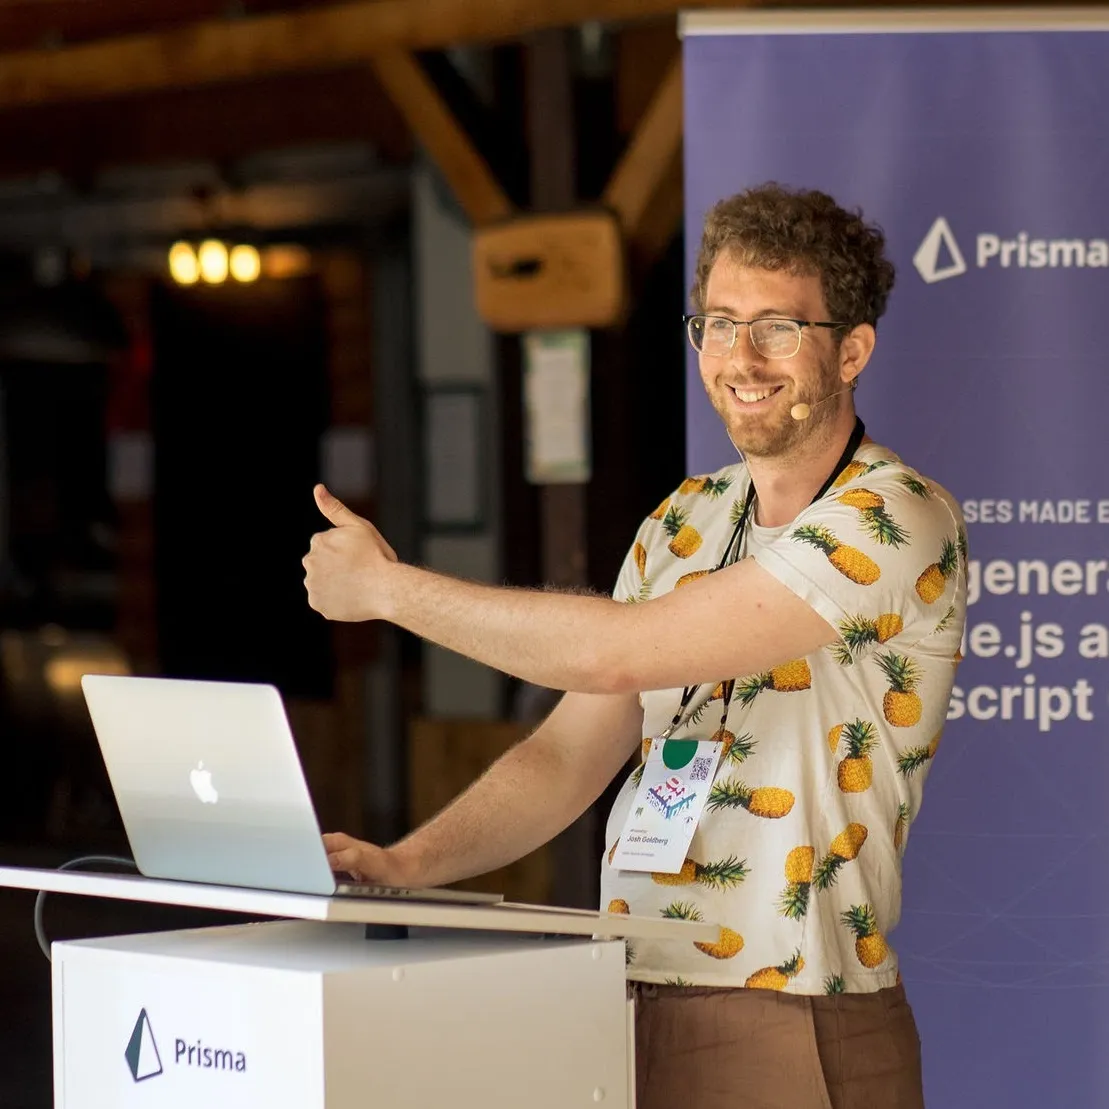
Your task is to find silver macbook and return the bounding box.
[80,674,502,906]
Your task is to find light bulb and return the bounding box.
[168,241,199,285]
[229,244,261,283]
[198,239,229,284]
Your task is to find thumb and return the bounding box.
[314,483,367,528]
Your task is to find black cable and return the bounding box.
[34,854,138,963]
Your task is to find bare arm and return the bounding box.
[374,558,832,694]
[304,485,837,696]
[325,689,643,887]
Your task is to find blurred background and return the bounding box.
[0,2,695,1102]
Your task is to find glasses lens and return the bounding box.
[690,315,736,355]
[750,319,802,358]
[686,315,706,352]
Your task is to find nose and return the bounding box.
[727,323,766,369]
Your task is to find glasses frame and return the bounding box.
[684,313,847,360]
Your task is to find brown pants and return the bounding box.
[632,982,924,1109]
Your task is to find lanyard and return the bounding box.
[659,416,867,740]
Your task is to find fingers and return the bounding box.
[314,483,368,528]
[327,845,366,875]
[323,832,361,872]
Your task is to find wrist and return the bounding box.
[374,559,409,623]
[385,838,428,888]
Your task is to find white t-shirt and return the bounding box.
[601,440,968,994]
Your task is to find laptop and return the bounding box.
[80,674,502,906]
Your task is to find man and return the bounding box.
[303,183,967,1109]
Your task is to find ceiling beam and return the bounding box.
[0,68,411,179]
[370,52,511,226]
[602,54,682,242]
[0,0,720,110]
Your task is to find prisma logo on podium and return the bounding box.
[914,215,1109,283]
[125,1009,163,1082]
[125,1007,248,1083]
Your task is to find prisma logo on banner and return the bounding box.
[914,215,1109,283]
[124,1008,247,1083]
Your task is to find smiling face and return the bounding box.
[698,253,857,460]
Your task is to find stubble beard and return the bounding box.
[718,355,842,460]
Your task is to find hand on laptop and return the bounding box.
[323,832,419,886]
[304,484,399,622]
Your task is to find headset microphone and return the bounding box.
[790,383,857,421]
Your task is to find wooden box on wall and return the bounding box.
[472,210,627,332]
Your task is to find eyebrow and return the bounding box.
[702,305,806,320]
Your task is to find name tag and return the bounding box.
[610,737,722,873]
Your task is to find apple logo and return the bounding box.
[189,761,219,804]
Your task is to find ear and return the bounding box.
[838,323,876,385]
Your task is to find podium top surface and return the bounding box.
[0,866,719,943]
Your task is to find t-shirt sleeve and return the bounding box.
[752,470,967,647]
[612,517,654,604]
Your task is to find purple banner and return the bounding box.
[683,17,1109,1108]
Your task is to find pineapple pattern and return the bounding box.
[651,855,749,889]
[662,505,703,559]
[746,948,805,990]
[679,474,734,498]
[828,612,904,665]
[915,537,960,603]
[675,568,712,589]
[813,823,869,890]
[835,488,911,547]
[875,651,924,727]
[791,523,881,585]
[893,803,910,854]
[734,659,812,704]
[707,777,796,819]
[841,904,890,968]
[896,731,942,777]
[833,720,879,793]
[778,845,815,920]
[601,440,967,993]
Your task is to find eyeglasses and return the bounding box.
[684,314,845,360]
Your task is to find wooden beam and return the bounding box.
[602,54,682,242]
[0,67,411,178]
[630,148,684,269]
[614,19,680,137]
[370,51,511,226]
[0,0,723,110]
[0,0,246,54]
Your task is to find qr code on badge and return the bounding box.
[689,756,715,782]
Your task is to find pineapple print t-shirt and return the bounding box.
[601,440,967,994]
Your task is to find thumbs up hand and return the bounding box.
[303,484,399,622]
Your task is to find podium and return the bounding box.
[0,866,719,1109]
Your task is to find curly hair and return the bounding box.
[691,183,896,329]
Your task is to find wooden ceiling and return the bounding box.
[0,1,1102,191]
[0,0,330,53]
[0,0,706,182]
[0,0,715,109]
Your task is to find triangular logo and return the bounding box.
[913,216,968,283]
[125,1008,164,1082]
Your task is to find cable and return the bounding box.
[34,854,138,963]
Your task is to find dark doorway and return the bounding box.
[150,277,333,699]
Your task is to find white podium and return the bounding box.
[0,867,718,1109]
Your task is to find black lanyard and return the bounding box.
[660,417,867,739]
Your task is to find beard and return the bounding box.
[715,357,843,459]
